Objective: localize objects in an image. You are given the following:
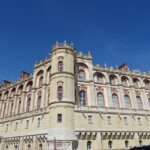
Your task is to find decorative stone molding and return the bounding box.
[111,88,118,94]
[96,87,104,93]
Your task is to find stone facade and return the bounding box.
[0,42,150,150]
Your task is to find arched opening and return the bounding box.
[109,74,117,85]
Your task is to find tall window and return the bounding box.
[87,141,92,150]
[125,140,129,148]
[57,86,63,100]
[18,99,21,114]
[26,98,31,112]
[97,93,104,107]
[108,141,112,149]
[26,120,29,129]
[37,118,41,127]
[139,140,142,146]
[124,95,131,109]
[3,104,6,118]
[124,117,128,125]
[14,145,18,150]
[148,98,150,107]
[10,102,14,116]
[112,94,119,108]
[27,144,31,150]
[37,96,41,109]
[15,122,18,131]
[39,144,42,150]
[78,70,85,80]
[107,116,111,125]
[136,96,143,110]
[79,90,86,106]
[88,115,92,124]
[58,61,63,72]
[137,117,142,125]
[57,114,62,123]
[39,76,43,87]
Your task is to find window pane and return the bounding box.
[97,93,104,107]
[136,96,143,110]
[112,94,119,108]
[79,70,85,80]
[79,90,86,106]
[124,96,131,109]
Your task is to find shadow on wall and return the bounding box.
[130,145,150,150]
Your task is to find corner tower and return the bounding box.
[48,42,77,148]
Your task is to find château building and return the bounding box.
[0,41,150,150]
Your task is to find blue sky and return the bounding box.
[0,0,150,82]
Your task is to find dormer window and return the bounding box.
[109,74,117,85]
[57,81,63,101]
[78,70,85,80]
[144,79,150,89]
[121,76,128,86]
[133,78,139,87]
[58,61,63,72]
[58,56,64,72]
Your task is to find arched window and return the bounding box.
[26,98,31,112]
[133,78,139,87]
[79,90,86,106]
[121,76,128,86]
[78,70,85,80]
[109,75,117,85]
[124,95,131,109]
[37,96,41,109]
[39,76,43,87]
[87,141,92,150]
[57,86,63,100]
[136,96,143,110]
[125,140,129,148]
[97,73,105,83]
[58,61,63,72]
[97,93,104,107]
[112,94,119,108]
[108,140,112,149]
